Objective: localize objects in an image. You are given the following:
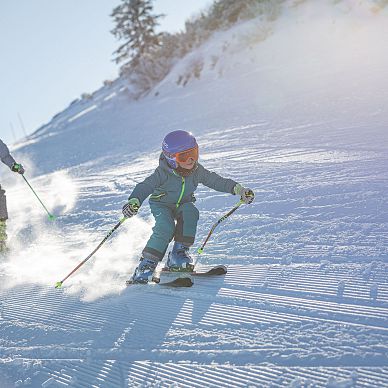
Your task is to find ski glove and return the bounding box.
[11,162,25,175]
[234,184,255,204]
[122,198,140,218]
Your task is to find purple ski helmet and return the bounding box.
[162,130,198,168]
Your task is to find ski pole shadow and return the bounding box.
[189,265,228,326]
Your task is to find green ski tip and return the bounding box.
[55,281,62,289]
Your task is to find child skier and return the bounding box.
[0,139,25,253]
[122,130,254,283]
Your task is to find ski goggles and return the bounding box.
[174,145,199,163]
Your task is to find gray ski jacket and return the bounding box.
[0,139,16,171]
[129,154,238,207]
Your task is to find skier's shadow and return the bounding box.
[57,267,226,386]
[189,267,227,326]
[126,275,222,331]
[119,267,226,351]
[122,286,189,347]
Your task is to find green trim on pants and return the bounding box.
[0,220,6,240]
[143,202,199,261]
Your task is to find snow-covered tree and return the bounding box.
[110,0,283,96]
[209,0,245,29]
[111,0,164,72]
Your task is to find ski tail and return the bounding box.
[192,265,227,276]
[162,265,227,277]
[126,277,193,287]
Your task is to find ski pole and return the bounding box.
[197,200,244,255]
[55,217,126,288]
[22,175,56,220]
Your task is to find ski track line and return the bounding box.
[1,288,126,332]
[216,288,388,329]
[38,363,388,388]
[33,359,388,388]
[212,274,388,306]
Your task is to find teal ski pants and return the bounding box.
[143,202,199,261]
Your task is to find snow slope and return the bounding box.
[1,1,388,387]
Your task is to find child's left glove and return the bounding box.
[122,198,140,218]
[234,184,254,204]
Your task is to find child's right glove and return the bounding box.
[122,198,140,218]
[234,184,255,204]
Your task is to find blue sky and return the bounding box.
[0,0,211,145]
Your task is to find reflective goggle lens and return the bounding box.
[175,146,199,163]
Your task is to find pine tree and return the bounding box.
[111,0,164,72]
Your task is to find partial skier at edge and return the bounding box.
[0,138,25,254]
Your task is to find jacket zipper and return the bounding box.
[176,176,185,208]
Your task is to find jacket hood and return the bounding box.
[159,153,173,172]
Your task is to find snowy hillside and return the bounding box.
[1,1,388,387]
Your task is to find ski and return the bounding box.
[162,265,227,277]
[192,265,227,276]
[126,277,193,288]
[158,277,193,287]
[126,265,227,288]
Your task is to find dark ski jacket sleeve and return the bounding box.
[197,164,237,194]
[129,167,166,205]
[0,139,16,169]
